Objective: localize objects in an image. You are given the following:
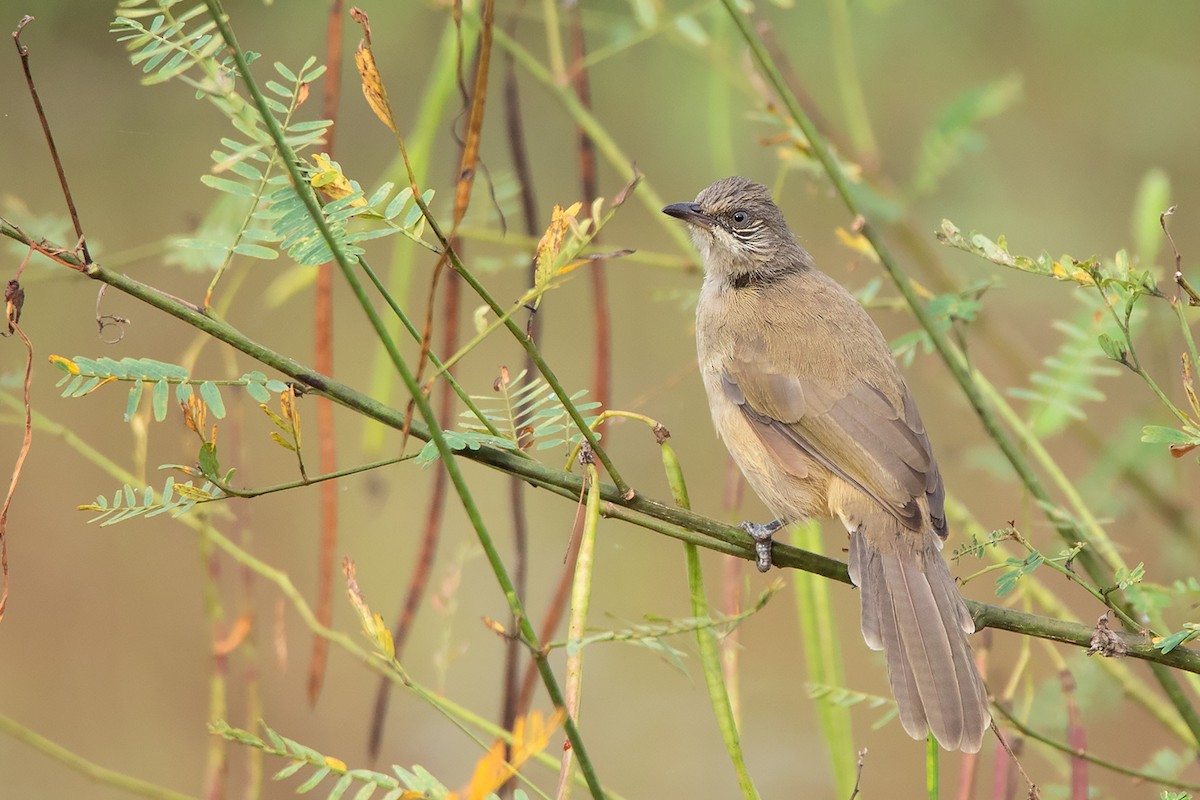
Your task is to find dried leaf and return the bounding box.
[613,167,642,207]
[350,7,398,134]
[213,613,253,656]
[1182,353,1200,420]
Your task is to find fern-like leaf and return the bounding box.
[79,475,223,525]
[50,356,288,422]
[415,370,602,467]
[1007,306,1121,438]
[807,682,899,730]
[209,720,533,800]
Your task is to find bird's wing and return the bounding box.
[722,348,946,537]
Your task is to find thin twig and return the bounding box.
[370,5,473,760]
[204,5,608,794]
[848,749,866,800]
[500,3,539,790]
[567,2,610,426]
[14,223,1200,677]
[308,0,345,708]
[1162,206,1200,306]
[0,712,194,800]
[994,703,1200,793]
[12,16,90,265]
[0,319,31,623]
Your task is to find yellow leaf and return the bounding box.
[350,8,398,134]
[324,756,347,773]
[48,354,79,374]
[309,154,364,206]
[531,202,583,309]
[373,612,395,660]
[511,708,567,764]
[269,431,297,452]
[459,709,567,799]
[175,483,216,501]
[259,403,291,436]
[463,741,511,800]
[834,226,879,263]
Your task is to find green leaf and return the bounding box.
[295,765,330,792]
[246,381,270,403]
[383,187,413,220]
[1097,333,1127,363]
[911,74,1023,197]
[272,760,306,781]
[327,775,354,800]
[200,174,258,198]
[124,382,144,422]
[232,242,279,260]
[1131,168,1171,267]
[152,378,170,421]
[198,442,220,478]
[199,381,226,418]
[1141,425,1198,445]
[1156,625,1200,655]
[61,375,83,397]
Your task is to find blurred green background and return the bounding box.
[3,1,1200,797]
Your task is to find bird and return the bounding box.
[663,176,990,752]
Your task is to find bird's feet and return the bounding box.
[739,519,783,573]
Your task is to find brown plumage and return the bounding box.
[664,176,990,752]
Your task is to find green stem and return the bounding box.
[925,735,938,800]
[0,712,196,800]
[9,226,1200,682]
[541,0,567,82]
[974,371,1125,574]
[662,443,761,800]
[203,522,624,800]
[202,4,607,793]
[206,453,415,498]
[790,522,856,797]
[363,8,474,452]
[556,462,601,799]
[992,702,1200,793]
[825,0,877,159]
[355,255,505,439]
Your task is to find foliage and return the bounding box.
[77,475,223,526]
[7,2,1200,800]
[415,369,602,466]
[49,355,288,422]
[211,720,536,800]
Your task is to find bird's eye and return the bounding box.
[732,211,748,224]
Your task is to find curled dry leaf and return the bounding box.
[350,7,398,134]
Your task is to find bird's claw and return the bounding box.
[739,519,783,572]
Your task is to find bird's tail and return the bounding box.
[848,525,990,752]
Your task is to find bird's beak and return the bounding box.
[662,202,711,228]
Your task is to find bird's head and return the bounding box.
[662,176,812,285]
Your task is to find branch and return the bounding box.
[6,222,1200,681]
